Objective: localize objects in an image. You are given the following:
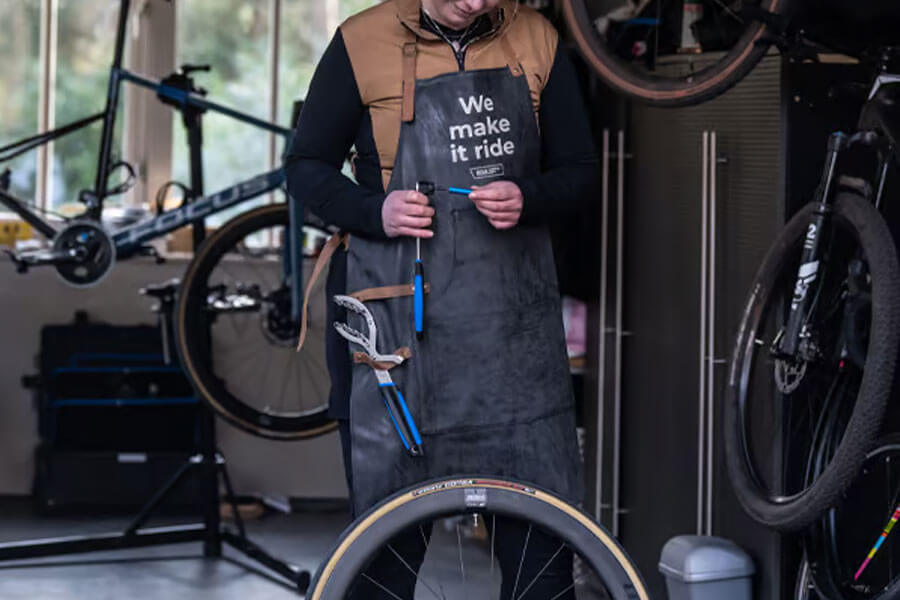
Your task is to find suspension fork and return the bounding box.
[778,132,847,358]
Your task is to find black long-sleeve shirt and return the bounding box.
[285,28,598,235]
[285,25,598,419]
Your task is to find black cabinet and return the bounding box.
[584,53,868,599]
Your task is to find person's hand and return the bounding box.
[468,181,523,230]
[381,189,435,238]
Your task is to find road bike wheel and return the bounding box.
[175,203,336,439]
[308,476,649,600]
[560,0,787,106]
[724,191,900,531]
[805,435,900,600]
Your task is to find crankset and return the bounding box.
[5,221,116,286]
[52,221,116,286]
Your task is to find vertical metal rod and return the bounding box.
[37,0,58,211]
[612,130,625,538]
[698,131,709,536]
[596,129,610,521]
[706,132,718,536]
[267,0,281,211]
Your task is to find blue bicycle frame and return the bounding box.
[0,0,305,318]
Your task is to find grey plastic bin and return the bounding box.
[658,535,754,600]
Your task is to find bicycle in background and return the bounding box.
[0,0,334,440]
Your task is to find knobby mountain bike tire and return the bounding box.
[308,476,650,600]
[175,203,336,439]
[560,0,788,106]
[725,192,900,531]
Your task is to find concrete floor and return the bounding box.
[0,499,612,599]
[0,497,350,600]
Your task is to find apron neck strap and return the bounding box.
[400,29,526,123]
[498,34,525,78]
[401,28,418,123]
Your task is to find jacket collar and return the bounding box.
[393,0,514,41]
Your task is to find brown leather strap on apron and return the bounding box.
[498,34,525,78]
[401,33,418,122]
[350,282,430,302]
[296,232,346,352]
[296,232,432,351]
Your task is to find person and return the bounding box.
[286,0,597,595]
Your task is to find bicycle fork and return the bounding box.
[776,131,846,360]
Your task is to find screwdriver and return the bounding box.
[413,181,472,340]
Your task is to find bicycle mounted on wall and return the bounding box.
[721,44,900,598]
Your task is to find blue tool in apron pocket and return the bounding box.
[411,181,473,341]
[333,294,424,456]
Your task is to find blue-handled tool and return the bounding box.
[333,294,424,456]
[412,181,471,340]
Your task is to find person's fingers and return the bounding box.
[403,203,435,217]
[472,198,519,212]
[404,191,431,205]
[394,226,434,238]
[469,182,517,201]
[396,215,433,228]
[469,187,507,201]
[488,218,517,230]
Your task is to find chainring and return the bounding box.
[52,221,116,287]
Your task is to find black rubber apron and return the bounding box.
[345,32,581,515]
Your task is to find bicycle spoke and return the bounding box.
[386,543,443,600]
[710,0,744,24]
[456,522,466,586]
[361,573,407,600]
[275,343,295,412]
[547,575,584,600]
[510,523,532,600]
[515,542,566,600]
[420,524,430,549]
[490,514,496,576]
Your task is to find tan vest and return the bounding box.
[340,0,558,191]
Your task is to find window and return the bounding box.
[0,0,380,223]
[173,0,271,215]
[0,2,41,202]
[53,0,124,210]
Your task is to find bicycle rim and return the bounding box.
[561,0,784,106]
[176,203,336,439]
[309,477,649,600]
[808,436,900,599]
[740,210,863,500]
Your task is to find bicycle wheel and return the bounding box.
[805,435,900,600]
[560,0,787,106]
[724,191,900,531]
[176,203,336,439]
[308,476,649,600]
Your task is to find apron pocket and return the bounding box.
[421,300,572,435]
[449,207,559,310]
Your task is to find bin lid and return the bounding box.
[658,535,755,583]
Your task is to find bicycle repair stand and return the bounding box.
[0,84,310,593]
